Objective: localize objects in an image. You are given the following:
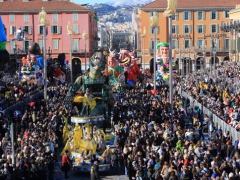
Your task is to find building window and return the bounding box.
[172,25,178,34]
[196,39,204,48]
[52,39,59,50]
[196,25,205,33]
[73,25,79,34]
[10,41,15,53]
[73,13,78,22]
[224,38,229,51]
[172,12,178,21]
[38,25,44,34]
[22,26,32,34]
[183,25,191,34]
[24,14,29,23]
[73,39,79,52]
[183,39,191,48]
[149,12,159,17]
[149,39,159,52]
[183,11,191,20]
[38,39,43,50]
[210,38,219,49]
[172,39,178,49]
[196,11,205,20]
[52,13,58,22]
[9,26,15,35]
[149,27,159,34]
[223,10,229,18]
[22,40,30,53]
[210,24,219,33]
[9,14,15,23]
[51,25,61,34]
[210,11,219,20]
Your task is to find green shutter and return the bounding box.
[196,11,199,20]
[216,11,219,20]
[210,12,212,20]
[189,11,191,20]
[189,25,192,33]
[203,11,205,20]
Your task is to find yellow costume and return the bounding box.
[73,123,82,148]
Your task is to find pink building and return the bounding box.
[0,0,99,70]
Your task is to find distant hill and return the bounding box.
[107,0,154,7]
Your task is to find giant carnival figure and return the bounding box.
[119,48,140,86]
[67,49,109,116]
[105,47,124,86]
[0,16,9,67]
[20,42,43,84]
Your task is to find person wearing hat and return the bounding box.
[61,150,72,178]
[90,161,100,180]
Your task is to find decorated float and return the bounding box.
[63,49,115,172]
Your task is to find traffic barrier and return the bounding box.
[178,88,240,144]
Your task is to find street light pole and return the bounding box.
[153,27,157,90]
[140,26,146,73]
[168,15,173,129]
[82,30,88,71]
[67,21,73,83]
[39,7,50,100]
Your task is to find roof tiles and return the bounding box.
[0,0,90,13]
[142,0,238,9]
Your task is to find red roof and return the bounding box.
[141,0,237,10]
[0,0,91,13]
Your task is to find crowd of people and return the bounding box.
[0,58,240,180]
[0,82,69,180]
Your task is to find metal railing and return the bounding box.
[178,88,240,144]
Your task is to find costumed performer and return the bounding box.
[0,15,10,66]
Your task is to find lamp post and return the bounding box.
[179,48,182,76]
[39,7,50,100]
[150,12,159,90]
[212,39,217,75]
[82,30,88,71]
[140,26,146,73]
[67,21,74,83]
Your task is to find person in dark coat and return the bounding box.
[61,150,72,178]
[90,161,100,180]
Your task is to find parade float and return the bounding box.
[63,49,114,172]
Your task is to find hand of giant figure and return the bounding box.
[163,0,178,17]
[0,15,10,66]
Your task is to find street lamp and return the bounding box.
[67,21,74,83]
[212,39,217,75]
[82,30,88,71]
[140,26,146,73]
[150,12,159,90]
[39,7,50,100]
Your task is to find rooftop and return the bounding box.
[141,0,237,11]
[0,0,91,13]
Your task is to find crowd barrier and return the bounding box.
[178,88,240,144]
[3,90,43,116]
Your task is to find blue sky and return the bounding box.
[72,0,110,5]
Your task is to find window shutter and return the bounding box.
[182,25,185,33]
[216,24,219,33]
[216,11,219,20]
[176,25,179,33]
[182,12,185,20]
[149,12,153,17]
[196,25,199,33]
[28,26,32,35]
[210,12,212,20]
[210,24,212,33]
[189,12,191,20]
[189,39,192,47]
[51,26,54,34]
[189,25,192,33]
[203,11,205,20]
[183,39,185,48]
[156,27,159,34]
[196,11,199,20]
[175,40,179,49]
[10,26,12,35]
[203,25,205,33]
[223,11,225,18]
